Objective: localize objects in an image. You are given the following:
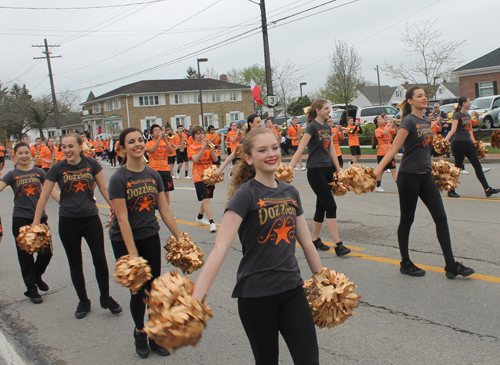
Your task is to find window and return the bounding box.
[229,91,237,101]
[145,118,156,129]
[230,111,240,122]
[174,94,183,104]
[211,92,220,102]
[93,103,102,113]
[493,98,500,109]
[175,116,185,125]
[138,95,159,106]
[478,81,495,97]
[193,93,201,103]
[113,98,121,110]
[203,114,213,125]
[104,100,111,112]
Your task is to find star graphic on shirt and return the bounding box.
[257,199,267,208]
[74,181,87,192]
[86,167,91,172]
[25,185,37,196]
[127,182,132,188]
[138,197,153,212]
[273,222,293,245]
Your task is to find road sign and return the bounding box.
[267,95,278,107]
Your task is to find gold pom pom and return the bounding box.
[432,135,450,154]
[275,163,294,183]
[491,131,500,149]
[431,160,461,192]
[329,169,352,196]
[16,224,52,255]
[473,140,488,160]
[164,233,205,274]
[105,209,115,231]
[202,165,224,185]
[233,144,244,159]
[144,271,213,352]
[347,164,377,194]
[114,255,153,294]
[303,268,360,329]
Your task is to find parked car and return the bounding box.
[469,95,500,129]
[331,105,398,126]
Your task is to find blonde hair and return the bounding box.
[306,98,329,125]
[61,133,84,157]
[227,128,275,200]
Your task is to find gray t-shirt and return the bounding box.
[452,111,473,142]
[399,114,434,173]
[225,179,304,298]
[305,120,333,169]
[108,166,164,241]
[1,167,48,220]
[45,157,102,217]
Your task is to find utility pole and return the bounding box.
[259,0,275,119]
[375,65,382,106]
[33,39,61,129]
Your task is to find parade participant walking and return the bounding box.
[444,97,499,198]
[33,133,122,319]
[79,132,95,159]
[206,125,222,166]
[55,140,64,162]
[193,128,322,365]
[170,125,191,179]
[327,117,344,169]
[290,99,350,256]
[374,87,475,278]
[31,137,46,169]
[264,118,280,142]
[146,124,175,205]
[187,126,219,232]
[0,142,59,304]
[374,114,398,192]
[286,117,306,171]
[108,128,181,358]
[40,137,58,172]
[227,121,242,167]
[345,117,362,164]
[94,137,104,162]
[164,127,177,175]
[0,144,6,170]
[108,137,118,168]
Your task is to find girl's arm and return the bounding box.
[328,136,341,171]
[192,210,242,301]
[289,133,311,169]
[216,149,236,176]
[295,214,322,273]
[444,120,459,141]
[50,188,60,203]
[156,192,181,240]
[112,198,139,259]
[0,181,7,193]
[374,129,409,176]
[33,180,56,226]
[95,171,113,207]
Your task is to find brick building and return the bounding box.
[453,47,500,98]
[81,76,253,138]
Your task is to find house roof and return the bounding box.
[454,47,500,72]
[44,112,82,128]
[88,79,250,103]
[402,83,439,98]
[358,85,396,104]
[442,82,460,96]
[86,91,95,102]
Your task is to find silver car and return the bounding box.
[470,95,500,129]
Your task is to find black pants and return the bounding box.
[12,216,52,292]
[59,215,110,301]
[397,171,455,266]
[108,151,117,166]
[280,142,293,156]
[451,140,489,190]
[307,166,337,222]
[238,286,319,365]
[111,234,161,330]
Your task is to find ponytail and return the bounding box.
[400,87,422,120]
[306,98,328,125]
[454,96,468,114]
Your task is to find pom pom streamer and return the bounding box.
[491,131,500,149]
[473,140,488,160]
[275,163,294,183]
[347,164,377,194]
[144,270,213,351]
[329,169,352,196]
[202,165,224,186]
[164,233,205,274]
[432,135,450,155]
[16,224,52,255]
[303,268,360,329]
[432,160,461,192]
[114,255,153,294]
[105,209,115,231]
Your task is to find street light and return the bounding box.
[197,58,208,128]
[299,82,307,98]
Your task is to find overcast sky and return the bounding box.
[1,0,498,104]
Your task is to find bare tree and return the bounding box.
[272,59,304,119]
[204,67,219,80]
[383,19,466,88]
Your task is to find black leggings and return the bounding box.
[307,166,337,222]
[238,286,319,365]
[451,140,489,190]
[12,216,52,292]
[111,234,161,330]
[397,171,455,266]
[58,215,110,301]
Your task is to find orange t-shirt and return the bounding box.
[331,129,342,156]
[207,133,221,157]
[188,136,194,146]
[287,125,301,146]
[345,125,360,146]
[103,140,110,150]
[31,145,46,167]
[227,130,241,151]
[146,139,170,172]
[187,142,214,183]
[94,140,104,153]
[56,147,65,162]
[431,123,440,137]
[171,133,187,151]
[272,129,280,141]
[40,146,57,169]
[375,127,395,156]
[0,146,5,157]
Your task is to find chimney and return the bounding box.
[219,74,228,82]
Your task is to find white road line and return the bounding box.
[0,329,26,365]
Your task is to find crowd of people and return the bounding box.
[0,88,498,363]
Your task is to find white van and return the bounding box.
[331,105,398,126]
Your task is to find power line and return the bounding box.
[0,0,169,10]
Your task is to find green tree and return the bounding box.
[287,96,312,116]
[185,66,203,79]
[0,83,33,140]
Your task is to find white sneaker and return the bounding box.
[294,167,300,171]
[300,166,306,171]
[195,217,210,226]
[229,165,233,169]
[185,175,192,180]
[175,174,180,179]
[210,222,217,232]
[461,170,469,175]
[374,186,385,193]
[483,167,491,173]
[385,169,391,173]
[172,175,176,179]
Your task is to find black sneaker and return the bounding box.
[447,190,460,198]
[36,278,49,292]
[28,288,43,304]
[75,300,91,319]
[149,338,170,356]
[134,329,149,359]
[313,238,330,251]
[400,261,426,276]
[100,296,122,314]
[334,242,351,256]
[445,262,475,279]
[485,187,500,197]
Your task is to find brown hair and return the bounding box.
[399,87,424,120]
[61,133,85,158]
[306,98,329,125]
[191,125,204,135]
[119,127,143,165]
[453,96,468,114]
[227,128,276,200]
[347,116,353,121]
[380,113,388,119]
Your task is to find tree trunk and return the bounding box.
[38,127,45,141]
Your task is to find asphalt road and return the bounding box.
[0,158,499,365]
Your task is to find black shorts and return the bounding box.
[96,152,103,157]
[431,147,442,157]
[176,150,189,163]
[168,156,176,165]
[350,146,361,156]
[194,181,214,201]
[377,155,396,170]
[0,157,5,163]
[158,171,174,192]
[0,215,2,237]
[291,145,298,152]
[214,156,221,166]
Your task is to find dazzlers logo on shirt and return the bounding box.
[318,130,331,149]
[416,124,433,147]
[126,179,158,212]
[257,197,298,245]
[62,168,94,193]
[15,174,42,196]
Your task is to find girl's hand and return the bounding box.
[129,251,139,260]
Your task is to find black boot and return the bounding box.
[100,296,122,314]
[334,242,351,257]
[25,288,42,304]
[149,338,170,356]
[75,300,91,319]
[134,329,149,359]
[445,262,475,279]
[313,238,330,251]
[36,278,49,292]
